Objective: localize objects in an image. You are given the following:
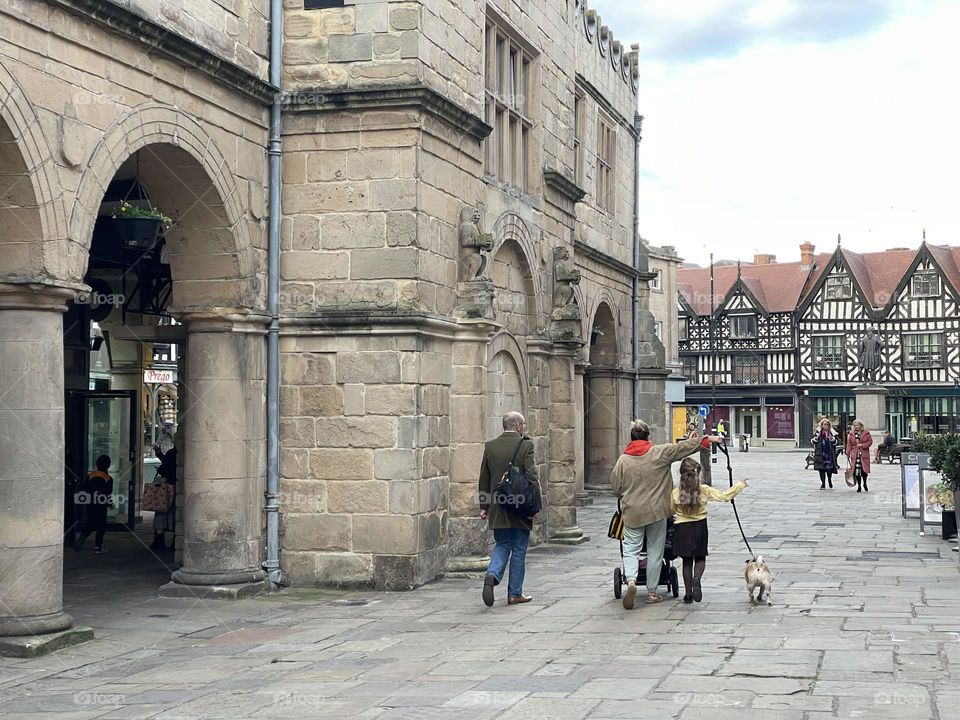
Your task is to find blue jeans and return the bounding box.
[486,528,530,597]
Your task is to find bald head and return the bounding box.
[503,411,526,433]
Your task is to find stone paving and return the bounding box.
[2,449,959,719]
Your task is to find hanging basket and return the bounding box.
[114,216,163,251]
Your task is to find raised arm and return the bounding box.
[659,435,714,464]
[703,481,747,503]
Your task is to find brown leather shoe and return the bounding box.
[507,595,532,605]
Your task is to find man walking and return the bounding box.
[610,420,722,609]
[479,411,541,607]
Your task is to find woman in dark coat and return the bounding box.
[150,432,177,550]
[812,417,838,489]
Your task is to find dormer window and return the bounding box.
[824,274,852,300]
[730,314,757,339]
[911,271,940,298]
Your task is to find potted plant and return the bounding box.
[111,201,172,251]
[913,432,960,541]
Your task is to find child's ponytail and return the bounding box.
[678,457,702,515]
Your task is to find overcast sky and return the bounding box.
[588,0,960,267]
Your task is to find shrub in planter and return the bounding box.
[111,202,172,251]
[913,432,960,539]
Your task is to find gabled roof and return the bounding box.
[925,245,960,294]
[678,261,816,315]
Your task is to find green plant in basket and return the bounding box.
[111,201,172,226]
[913,432,960,492]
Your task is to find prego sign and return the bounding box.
[143,369,174,384]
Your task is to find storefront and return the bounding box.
[684,394,798,447]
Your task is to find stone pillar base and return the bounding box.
[853,384,888,434]
[0,626,93,658]
[159,578,269,600]
[584,484,613,497]
[574,491,594,507]
[0,610,74,638]
[445,555,490,579]
[549,526,590,545]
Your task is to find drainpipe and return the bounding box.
[263,0,284,587]
[631,112,643,419]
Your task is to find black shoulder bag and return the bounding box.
[493,438,542,517]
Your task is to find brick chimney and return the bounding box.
[800,242,815,270]
[753,254,776,265]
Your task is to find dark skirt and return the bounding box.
[673,519,709,558]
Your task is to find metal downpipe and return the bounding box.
[263,0,284,588]
[631,113,643,419]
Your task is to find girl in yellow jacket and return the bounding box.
[671,457,748,604]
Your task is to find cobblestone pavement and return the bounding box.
[2,449,958,719]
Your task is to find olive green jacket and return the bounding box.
[478,432,541,531]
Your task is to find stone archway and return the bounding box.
[486,333,528,439]
[584,301,621,491]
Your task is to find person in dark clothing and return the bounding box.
[76,455,113,553]
[812,418,838,489]
[151,433,177,551]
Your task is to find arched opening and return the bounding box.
[486,349,525,439]
[584,302,621,491]
[62,140,262,602]
[491,238,536,340]
[0,119,43,270]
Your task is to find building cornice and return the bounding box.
[543,169,586,204]
[286,85,492,142]
[575,73,638,136]
[574,239,638,278]
[46,0,276,105]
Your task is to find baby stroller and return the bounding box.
[613,516,680,599]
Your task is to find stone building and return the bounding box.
[647,243,684,437]
[0,0,662,650]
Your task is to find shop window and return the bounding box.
[766,406,795,439]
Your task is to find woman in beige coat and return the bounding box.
[610,419,723,609]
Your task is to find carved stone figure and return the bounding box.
[857,328,884,383]
[458,206,494,281]
[551,246,581,320]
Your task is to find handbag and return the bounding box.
[844,458,856,487]
[494,438,542,518]
[142,477,174,512]
[607,499,624,541]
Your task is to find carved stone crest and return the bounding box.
[458,206,494,282]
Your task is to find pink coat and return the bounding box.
[846,429,873,475]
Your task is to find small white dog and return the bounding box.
[745,555,773,606]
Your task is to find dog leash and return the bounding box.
[718,440,755,560]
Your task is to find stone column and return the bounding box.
[0,284,91,654]
[853,385,888,437]
[446,319,498,575]
[573,361,591,507]
[547,345,588,544]
[161,313,268,599]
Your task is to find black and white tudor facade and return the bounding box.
[677,242,960,446]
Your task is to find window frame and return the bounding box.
[824,274,852,300]
[729,314,757,339]
[595,110,616,212]
[911,271,940,298]
[484,18,536,192]
[903,332,944,369]
[573,87,585,186]
[813,334,846,370]
[678,316,689,341]
[681,355,697,380]
[650,268,662,292]
[732,354,765,384]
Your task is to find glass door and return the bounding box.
[67,390,138,529]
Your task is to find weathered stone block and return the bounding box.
[320,212,386,249]
[279,550,318,585]
[309,448,374,480]
[279,479,326,513]
[315,416,398,448]
[344,384,365,416]
[386,211,418,247]
[282,513,351,551]
[356,2,389,33]
[280,448,309,479]
[353,514,417,554]
[328,33,373,62]
[326,480,388,514]
[300,385,344,416]
[282,353,335,385]
[448,442,484,483]
[280,418,315,447]
[373,33,401,59]
[336,351,401,383]
[422,446,450,477]
[350,247,418,280]
[374,448,418,480]
[390,5,418,31]
[450,395,485,443]
[317,551,373,588]
[347,148,400,179]
[365,384,416,415]
[281,251,350,281]
[369,178,416,210]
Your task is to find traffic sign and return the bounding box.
[698,404,709,418]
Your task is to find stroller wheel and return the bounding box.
[670,566,679,598]
[613,567,623,599]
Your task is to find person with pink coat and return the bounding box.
[845,419,873,492]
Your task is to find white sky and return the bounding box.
[588,0,960,267]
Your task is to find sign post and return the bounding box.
[143,369,175,452]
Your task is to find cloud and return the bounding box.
[590,0,898,64]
